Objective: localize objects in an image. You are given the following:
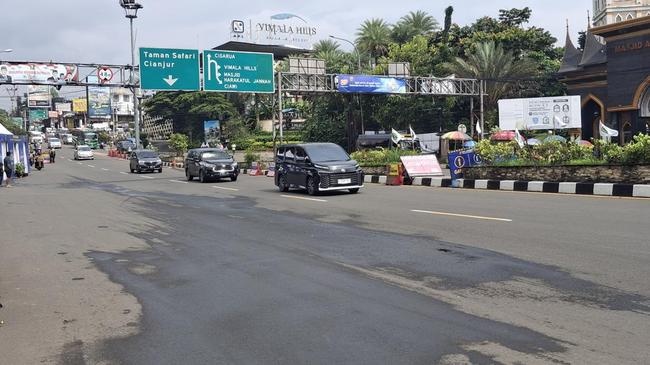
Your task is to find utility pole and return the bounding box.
[120,0,143,149]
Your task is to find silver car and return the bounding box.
[74,145,94,160]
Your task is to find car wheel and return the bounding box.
[278,174,289,192]
[306,176,319,196]
[130,168,134,173]
[230,175,238,182]
[199,169,207,183]
[158,168,163,173]
[348,188,360,194]
[186,168,193,181]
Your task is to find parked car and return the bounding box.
[185,148,239,183]
[48,137,62,149]
[275,143,364,195]
[129,150,163,173]
[116,140,136,153]
[74,145,94,160]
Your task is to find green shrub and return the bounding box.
[351,149,419,166]
[169,133,189,157]
[244,149,261,165]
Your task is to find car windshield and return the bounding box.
[78,147,91,151]
[201,151,230,160]
[303,144,350,162]
[137,151,158,159]
[49,138,60,142]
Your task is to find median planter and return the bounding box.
[465,164,650,184]
[360,165,387,176]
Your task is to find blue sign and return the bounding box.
[448,150,481,180]
[337,75,406,94]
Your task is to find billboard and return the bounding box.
[27,85,51,107]
[498,96,582,130]
[72,98,87,113]
[337,75,406,94]
[203,120,220,145]
[0,63,79,84]
[55,102,71,112]
[29,108,48,121]
[88,88,111,117]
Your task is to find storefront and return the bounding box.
[0,124,30,175]
[559,16,650,143]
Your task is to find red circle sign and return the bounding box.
[98,67,114,83]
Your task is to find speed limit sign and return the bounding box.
[97,67,114,84]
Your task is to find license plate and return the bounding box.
[338,178,352,184]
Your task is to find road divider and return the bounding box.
[281,195,327,203]
[411,209,512,222]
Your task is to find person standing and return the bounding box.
[49,148,56,163]
[0,156,4,187]
[4,151,15,187]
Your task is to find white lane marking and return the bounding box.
[281,195,327,202]
[77,162,83,165]
[101,168,109,171]
[68,159,73,162]
[411,209,512,222]
[212,186,239,192]
[87,165,95,168]
[169,180,188,184]
[139,175,154,179]
[119,172,128,175]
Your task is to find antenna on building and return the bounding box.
[587,10,592,28]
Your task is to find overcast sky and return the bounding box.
[1,0,591,110]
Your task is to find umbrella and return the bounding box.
[442,131,471,140]
[575,139,593,146]
[490,130,520,141]
[526,138,541,145]
[544,135,567,143]
[463,140,477,148]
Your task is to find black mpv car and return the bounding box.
[129,150,163,173]
[275,143,364,195]
[185,148,239,183]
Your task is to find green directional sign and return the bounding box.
[203,50,275,93]
[139,47,200,91]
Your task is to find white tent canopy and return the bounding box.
[0,123,13,135]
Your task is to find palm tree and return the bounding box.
[444,41,538,106]
[313,39,340,54]
[400,10,438,37]
[356,18,392,62]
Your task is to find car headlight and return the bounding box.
[314,163,329,170]
[199,162,213,168]
[232,162,238,168]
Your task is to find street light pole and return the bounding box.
[119,0,142,149]
[329,35,361,72]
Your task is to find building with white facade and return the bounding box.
[593,0,650,26]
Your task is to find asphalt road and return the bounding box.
[1,146,649,365]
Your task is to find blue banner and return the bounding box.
[337,75,406,94]
[448,150,482,180]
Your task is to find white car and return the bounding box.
[30,131,44,144]
[48,138,62,149]
[74,145,94,160]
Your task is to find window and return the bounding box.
[123,95,131,102]
[616,14,623,22]
[276,147,285,161]
[113,95,120,103]
[622,122,633,144]
[284,148,295,162]
[626,13,634,20]
[295,147,306,163]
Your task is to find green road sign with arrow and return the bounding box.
[139,47,200,91]
[203,50,275,93]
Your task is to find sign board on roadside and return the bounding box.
[447,150,481,180]
[139,47,200,91]
[97,67,114,84]
[202,50,275,93]
[498,96,582,130]
[400,155,443,177]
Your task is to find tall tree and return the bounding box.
[313,39,340,54]
[444,41,538,106]
[392,10,438,43]
[356,18,392,62]
[498,7,533,27]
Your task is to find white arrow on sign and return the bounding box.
[163,75,178,86]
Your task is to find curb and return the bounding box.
[363,175,650,198]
